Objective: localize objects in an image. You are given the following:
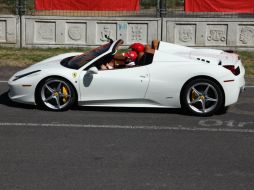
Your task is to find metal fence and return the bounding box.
[0,0,16,14]
[0,0,253,18]
[0,0,161,17]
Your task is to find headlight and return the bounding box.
[13,70,41,81]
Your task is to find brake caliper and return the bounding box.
[192,90,198,101]
[62,86,69,103]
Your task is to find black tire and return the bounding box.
[36,77,76,111]
[181,78,224,116]
[216,106,228,115]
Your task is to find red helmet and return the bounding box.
[129,43,145,53]
[123,51,138,61]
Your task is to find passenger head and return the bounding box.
[129,43,145,53]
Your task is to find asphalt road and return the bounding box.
[0,82,254,190]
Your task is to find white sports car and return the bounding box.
[8,39,245,116]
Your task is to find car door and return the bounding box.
[78,66,150,104]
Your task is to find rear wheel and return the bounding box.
[181,78,224,116]
[37,78,76,111]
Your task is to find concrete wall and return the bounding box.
[0,15,20,48]
[163,17,254,50]
[0,15,254,49]
[22,16,161,48]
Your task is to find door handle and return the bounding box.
[140,74,149,78]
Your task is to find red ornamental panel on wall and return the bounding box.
[185,0,254,13]
[35,0,140,11]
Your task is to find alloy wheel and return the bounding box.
[187,83,218,114]
[40,79,73,110]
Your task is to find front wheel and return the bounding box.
[36,78,76,111]
[181,78,224,116]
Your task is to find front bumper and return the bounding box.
[8,79,37,105]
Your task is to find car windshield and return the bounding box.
[62,42,112,69]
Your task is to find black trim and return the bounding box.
[13,70,41,81]
[235,66,240,76]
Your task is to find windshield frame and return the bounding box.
[60,39,124,71]
[61,42,112,70]
[79,39,124,71]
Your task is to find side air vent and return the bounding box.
[196,58,211,63]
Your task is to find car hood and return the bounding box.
[29,52,83,70]
[11,52,82,78]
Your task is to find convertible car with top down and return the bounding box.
[8,39,245,116]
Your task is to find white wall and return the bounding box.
[0,15,254,49]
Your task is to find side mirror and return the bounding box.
[87,67,98,74]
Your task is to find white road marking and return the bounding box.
[0,122,254,133]
[246,86,254,88]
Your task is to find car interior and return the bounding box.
[90,39,160,71]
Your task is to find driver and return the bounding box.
[100,50,138,70]
[122,51,138,67]
[100,41,146,70]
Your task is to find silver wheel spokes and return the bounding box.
[187,83,218,114]
[41,80,71,110]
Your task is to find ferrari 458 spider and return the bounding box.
[8,39,245,116]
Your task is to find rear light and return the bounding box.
[223,65,240,76]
